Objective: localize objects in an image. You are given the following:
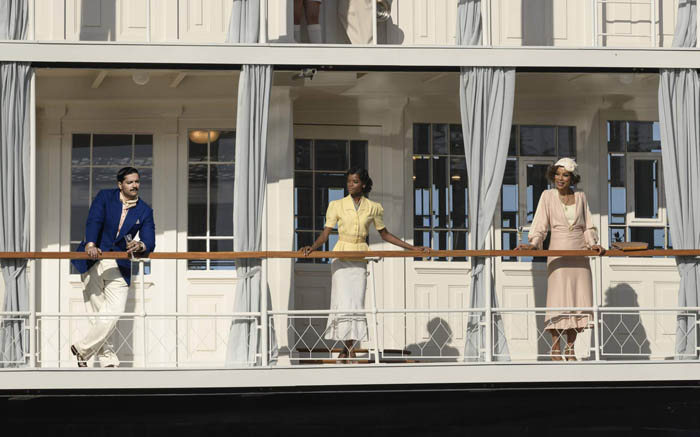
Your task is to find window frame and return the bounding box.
[185,128,236,272]
[410,122,470,262]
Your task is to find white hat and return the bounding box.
[554,157,577,173]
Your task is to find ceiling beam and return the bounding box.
[169,72,187,88]
[91,70,108,88]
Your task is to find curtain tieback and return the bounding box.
[238,266,262,281]
[677,256,700,277]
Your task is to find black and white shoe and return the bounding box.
[70,345,87,368]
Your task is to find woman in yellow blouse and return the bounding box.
[301,168,428,359]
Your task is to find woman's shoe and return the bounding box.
[550,348,564,361]
[564,346,577,361]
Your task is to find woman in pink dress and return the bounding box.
[517,158,605,361]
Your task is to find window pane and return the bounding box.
[501,231,517,262]
[315,173,346,229]
[93,134,132,166]
[433,124,448,155]
[634,159,658,219]
[71,167,90,242]
[295,139,312,170]
[413,123,430,154]
[413,157,431,228]
[526,163,550,223]
[138,167,153,205]
[413,230,431,260]
[608,155,626,225]
[210,239,235,270]
[501,158,518,228]
[449,157,467,229]
[210,164,234,236]
[212,131,235,162]
[294,172,313,230]
[93,167,120,194]
[188,164,207,236]
[432,157,448,228]
[315,140,347,171]
[433,230,448,261]
[134,135,153,166]
[610,227,626,245]
[508,126,517,156]
[609,154,625,187]
[72,134,91,166]
[188,134,208,162]
[607,121,625,152]
[451,231,467,261]
[630,227,664,250]
[558,127,576,158]
[187,239,206,270]
[350,140,368,169]
[520,126,556,156]
[295,232,315,263]
[449,124,464,156]
[628,122,661,152]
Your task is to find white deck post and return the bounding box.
[146,0,152,43]
[484,232,493,362]
[140,259,147,367]
[650,0,657,47]
[260,186,269,366]
[591,0,598,47]
[260,0,268,44]
[28,70,36,367]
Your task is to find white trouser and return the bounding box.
[337,0,373,44]
[74,259,129,367]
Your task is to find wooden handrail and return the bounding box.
[0,249,699,260]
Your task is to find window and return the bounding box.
[187,130,236,270]
[607,121,669,250]
[412,123,468,261]
[501,125,576,262]
[70,133,153,274]
[294,138,368,264]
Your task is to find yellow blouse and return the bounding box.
[324,195,386,251]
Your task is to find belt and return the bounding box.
[338,235,367,244]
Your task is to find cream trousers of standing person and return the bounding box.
[337,0,373,44]
[74,259,129,367]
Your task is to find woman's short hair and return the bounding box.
[346,167,373,195]
[117,167,140,183]
[547,165,581,185]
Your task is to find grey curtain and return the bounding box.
[458,0,514,361]
[658,0,699,358]
[225,0,277,366]
[226,0,260,44]
[0,0,30,367]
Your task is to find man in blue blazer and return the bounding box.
[70,167,155,368]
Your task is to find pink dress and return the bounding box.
[529,189,598,331]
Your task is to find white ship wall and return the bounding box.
[33,0,680,47]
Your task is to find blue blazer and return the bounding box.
[71,189,156,286]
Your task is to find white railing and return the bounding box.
[1,250,700,368]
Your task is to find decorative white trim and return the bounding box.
[3,42,700,68]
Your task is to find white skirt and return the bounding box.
[324,259,368,341]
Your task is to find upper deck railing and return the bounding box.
[0,249,698,369]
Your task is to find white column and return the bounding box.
[28,71,37,367]
[264,87,295,365]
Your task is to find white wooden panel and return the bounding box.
[117,0,148,41]
[66,0,117,41]
[186,295,220,352]
[503,287,530,340]
[553,0,568,40]
[414,285,438,339]
[447,285,467,340]
[659,0,679,47]
[653,281,679,336]
[35,0,66,40]
[177,0,232,43]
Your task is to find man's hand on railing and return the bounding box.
[300,246,314,257]
[85,242,102,260]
